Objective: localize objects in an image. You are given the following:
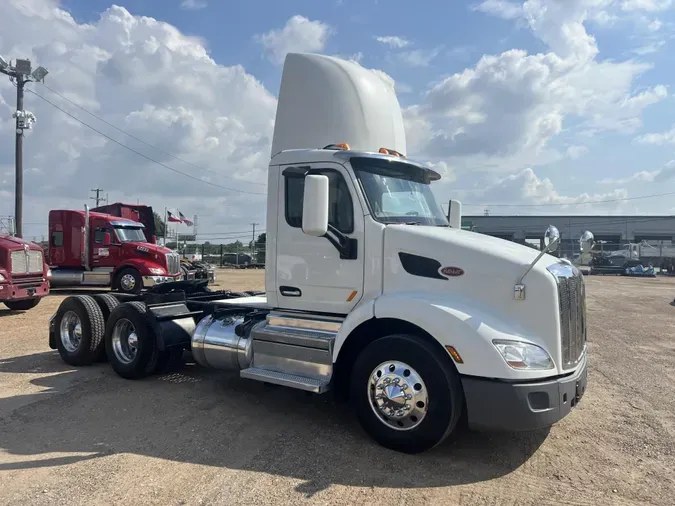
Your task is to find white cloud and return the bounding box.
[634,124,675,144]
[632,40,666,53]
[476,168,630,213]
[0,0,276,239]
[407,0,667,172]
[375,36,410,49]
[180,0,207,10]
[621,0,673,12]
[255,15,332,65]
[392,47,442,67]
[598,160,675,183]
[566,145,589,159]
[473,0,523,20]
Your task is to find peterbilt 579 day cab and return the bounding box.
[48,53,588,454]
[0,234,50,310]
[48,208,182,293]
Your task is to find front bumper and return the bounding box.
[142,275,182,287]
[461,352,588,431]
[0,280,49,302]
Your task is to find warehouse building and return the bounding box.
[462,215,675,258]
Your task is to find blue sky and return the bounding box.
[1,0,675,239]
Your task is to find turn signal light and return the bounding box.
[445,345,464,364]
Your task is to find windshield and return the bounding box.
[352,158,448,226]
[114,227,146,243]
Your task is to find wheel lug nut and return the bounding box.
[405,394,412,400]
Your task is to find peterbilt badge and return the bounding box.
[440,266,464,277]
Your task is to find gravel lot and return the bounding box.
[1,270,674,505]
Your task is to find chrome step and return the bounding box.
[240,367,331,393]
[251,324,335,351]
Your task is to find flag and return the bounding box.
[179,211,194,226]
[167,210,182,223]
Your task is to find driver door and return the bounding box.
[275,162,365,314]
[91,220,117,269]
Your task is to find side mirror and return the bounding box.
[302,174,329,237]
[447,199,462,229]
[580,230,594,252]
[544,225,560,253]
[103,232,111,246]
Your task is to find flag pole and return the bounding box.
[164,207,168,247]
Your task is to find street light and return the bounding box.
[0,54,49,238]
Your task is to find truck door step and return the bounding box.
[240,367,331,393]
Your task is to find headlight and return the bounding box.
[148,267,166,275]
[0,272,5,282]
[492,340,554,370]
[46,269,52,278]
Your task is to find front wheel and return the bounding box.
[350,334,464,454]
[4,298,41,311]
[114,267,142,294]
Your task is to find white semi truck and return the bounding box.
[48,53,588,454]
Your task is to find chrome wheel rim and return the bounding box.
[111,318,139,364]
[59,311,82,353]
[368,361,428,431]
[120,274,136,291]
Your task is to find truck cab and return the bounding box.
[0,234,50,311]
[48,209,181,293]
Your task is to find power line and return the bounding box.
[26,89,267,196]
[40,82,266,187]
[461,190,675,207]
[464,215,675,232]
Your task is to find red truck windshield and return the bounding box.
[114,227,146,243]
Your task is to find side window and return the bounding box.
[284,170,354,234]
[94,228,106,244]
[285,176,305,228]
[51,231,63,247]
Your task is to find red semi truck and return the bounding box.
[48,206,182,294]
[0,234,50,310]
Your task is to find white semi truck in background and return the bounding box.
[49,53,588,454]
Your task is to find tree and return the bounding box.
[257,233,266,244]
[154,212,166,237]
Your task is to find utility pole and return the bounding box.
[0,55,48,238]
[90,188,105,207]
[15,73,25,238]
[251,222,259,256]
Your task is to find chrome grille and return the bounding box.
[165,252,181,275]
[11,249,43,274]
[549,264,587,370]
[29,250,44,273]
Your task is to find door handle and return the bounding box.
[279,286,302,297]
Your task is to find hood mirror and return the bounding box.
[544,225,560,253]
[580,230,594,252]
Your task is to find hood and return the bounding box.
[383,224,566,349]
[392,226,552,271]
[121,242,173,256]
[0,234,43,252]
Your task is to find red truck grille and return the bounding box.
[11,250,44,275]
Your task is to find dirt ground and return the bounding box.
[1,269,674,505]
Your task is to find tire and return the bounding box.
[54,295,106,366]
[154,348,185,374]
[114,267,143,294]
[350,334,464,454]
[104,301,159,379]
[91,294,120,362]
[4,298,40,311]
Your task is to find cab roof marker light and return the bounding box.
[322,143,351,151]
